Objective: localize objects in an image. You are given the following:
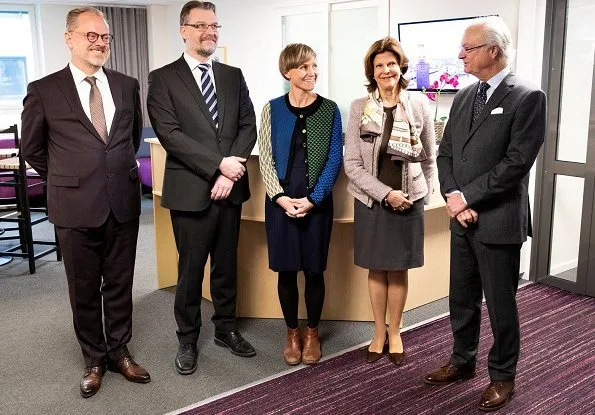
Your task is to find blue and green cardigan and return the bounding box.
[258,95,343,205]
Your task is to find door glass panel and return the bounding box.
[556,0,595,163]
[549,175,584,282]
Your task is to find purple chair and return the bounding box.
[136,127,154,193]
[0,131,44,202]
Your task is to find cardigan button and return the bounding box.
[299,114,304,118]
[302,129,306,133]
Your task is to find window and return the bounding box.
[0,6,39,128]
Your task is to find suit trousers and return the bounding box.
[170,201,242,344]
[449,231,521,381]
[56,213,139,367]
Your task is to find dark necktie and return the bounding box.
[471,82,490,128]
[198,63,218,128]
[84,76,108,142]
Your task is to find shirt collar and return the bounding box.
[69,63,107,85]
[485,67,510,91]
[183,52,214,71]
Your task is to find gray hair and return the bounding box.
[66,7,107,31]
[469,16,514,65]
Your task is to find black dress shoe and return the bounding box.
[424,362,476,385]
[80,365,106,398]
[214,331,256,357]
[388,350,405,366]
[478,380,515,412]
[175,343,198,375]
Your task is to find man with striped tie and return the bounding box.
[21,7,150,397]
[147,1,257,375]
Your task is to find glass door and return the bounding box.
[532,0,595,296]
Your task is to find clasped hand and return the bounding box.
[277,196,314,218]
[219,156,246,182]
[210,175,234,200]
[386,190,412,211]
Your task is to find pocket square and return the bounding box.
[490,107,504,114]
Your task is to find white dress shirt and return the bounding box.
[69,63,116,134]
[483,67,511,103]
[183,52,217,95]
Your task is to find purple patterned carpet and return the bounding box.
[180,284,595,415]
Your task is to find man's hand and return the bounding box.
[292,197,314,218]
[219,156,246,181]
[445,192,468,217]
[210,175,234,200]
[455,208,478,228]
[276,196,299,218]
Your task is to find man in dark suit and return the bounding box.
[425,16,546,412]
[21,7,150,398]
[147,1,257,375]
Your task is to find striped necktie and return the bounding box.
[84,76,108,142]
[471,82,490,128]
[198,63,218,128]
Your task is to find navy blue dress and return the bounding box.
[264,95,333,273]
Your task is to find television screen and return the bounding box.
[397,16,495,91]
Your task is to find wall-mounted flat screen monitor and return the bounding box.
[397,16,495,91]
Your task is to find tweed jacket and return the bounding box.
[258,95,343,205]
[344,91,436,207]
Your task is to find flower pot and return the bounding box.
[434,120,446,144]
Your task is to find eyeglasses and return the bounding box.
[71,31,114,44]
[182,23,222,32]
[460,44,488,53]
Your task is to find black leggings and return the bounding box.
[277,271,325,329]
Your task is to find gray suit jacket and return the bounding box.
[437,73,546,244]
[147,55,257,211]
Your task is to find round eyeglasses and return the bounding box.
[71,31,115,44]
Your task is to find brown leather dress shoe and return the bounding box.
[302,326,321,364]
[80,365,105,398]
[283,327,302,365]
[478,380,515,412]
[108,355,151,383]
[424,362,476,385]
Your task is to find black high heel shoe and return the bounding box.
[365,332,388,363]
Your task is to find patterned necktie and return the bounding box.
[471,82,490,128]
[84,76,108,142]
[198,63,218,128]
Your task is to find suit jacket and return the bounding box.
[21,66,142,229]
[147,55,257,211]
[437,73,546,244]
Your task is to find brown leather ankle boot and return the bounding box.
[283,327,302,365]
[302,326,321,364]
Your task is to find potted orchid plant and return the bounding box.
[423,72,459,143]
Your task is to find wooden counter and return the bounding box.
[147,138,450,321]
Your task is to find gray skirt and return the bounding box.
[354,199,424,271]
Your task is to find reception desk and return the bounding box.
[147,138,450,321]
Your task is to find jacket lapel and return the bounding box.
[104,68,122,146]
[466,74,514,141]
[212,61,225,135]
[57,65,104,143]
[174,56,217,133]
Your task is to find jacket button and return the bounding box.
[461,157,466,163]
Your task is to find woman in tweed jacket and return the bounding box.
[344,37,436,365]
[258,44,343,366]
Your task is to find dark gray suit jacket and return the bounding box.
[21,66,142,228]
[147,56,257,211]
[437,73,546,244]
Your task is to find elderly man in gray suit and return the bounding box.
[424,16,546,412]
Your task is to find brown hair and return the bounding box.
[363,37,409,93]
[66,7,106,31]
[278,43,317,80]
[180,1,216,26]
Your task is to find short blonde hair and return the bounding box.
[363,37,409,93]
[278,43,317,80]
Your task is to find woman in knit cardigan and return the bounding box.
[258,44,343,365]
[344,37,436,365]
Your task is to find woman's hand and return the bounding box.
[291,197,314,218]
[386,190,412,212]
[276,196,299,218]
